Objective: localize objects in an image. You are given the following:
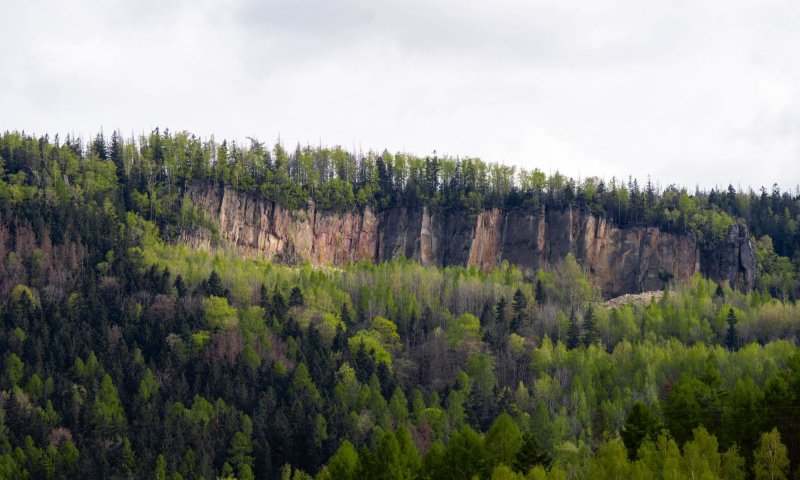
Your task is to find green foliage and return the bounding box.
[203,295,238,330]
[725,307,738,351]
[754,428,789,480]
[446,313,482,345]
[4,353,24,387]
[620,402,661,459]
[138,368,159,402]
[317,440,358,480]
[348,330,392,368]
[92,374,126,435]
[2,128,800,478]
[485,413,523,469]
[370,316,401,349]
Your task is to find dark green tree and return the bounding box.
[91,131,107,160]
[511,289,527,332]
[206,270,227,297]
[272,288,288,321]
[620,402,661,459]
[567,311,581,350]
[726,308,738,351]
[174,274,187,298]
[514,431,551,471]
[341,302,353,327]
[582,307,597,347]
[289,286,305,307]
[535,280,546,305]
[495,297,508,326]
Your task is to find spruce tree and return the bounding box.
[206,270,227,297]
[289,286,305,307]
[332,324,347,352]
[91,131,107,160]
[582,307,597,347]
[272,289,287,321]
[174,274,187,298]
[259,284,270,310]
[514,431,551,471]
[511,289,527,331]
[535,279,546,305]
[567,310,581,350]
[340,302,353,326]
[726,307,738,351]
[621,402,661,460]
[495,296,507,326]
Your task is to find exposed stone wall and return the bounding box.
[184,184,756,297]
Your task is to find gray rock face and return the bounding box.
[700,224,757,291]
[184,184,756,297]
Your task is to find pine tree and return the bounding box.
[289,286,305,307]
[206,270,227,297]
[726,308,738,351]
[259,284,270,310]
[495,297,507,326]
[620,402,661,460]
[514,431,551,471]
[353,342,374,383]
[512,289,527,313]
[511,289,527,331]
[272,288,287,321]
[340,302,353,327]
[91,132,107,160]
[582,307,597,347]
[567,311,581,350]
[332,324,347,352]
[535,279,546,305]
[174,274,187,298]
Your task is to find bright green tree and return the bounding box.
[754,428,789,480]
[485,413,523,470]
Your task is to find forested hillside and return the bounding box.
[1,129,800,479]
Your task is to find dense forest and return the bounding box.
[1,129,800,479]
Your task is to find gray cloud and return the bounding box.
[1,0,799,190]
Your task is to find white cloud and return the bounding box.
[1,0,798,190]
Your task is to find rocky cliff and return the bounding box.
[184,184,756,297]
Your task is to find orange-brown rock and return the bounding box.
[184,184,755,297]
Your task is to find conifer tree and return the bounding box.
[582,307,597,347]
[726,308,738,351]
[272,288,288,321]
[496,296,508,326]
[259,284,270,310]
[289,286,305,307]
[511,289,527,331]
[174,274,187,298]
[206,270,227,297]
[567,311,581,350]
[535,280,546,305]
[514,431,551,471]
[340,302,353,327]
[91,131,107,160]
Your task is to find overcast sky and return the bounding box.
[1,0,799,191]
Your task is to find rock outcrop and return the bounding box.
[184,184,756,297]
[700,224,757,292]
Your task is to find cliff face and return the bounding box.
[185,184,755,297]
[700,224,757,292]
